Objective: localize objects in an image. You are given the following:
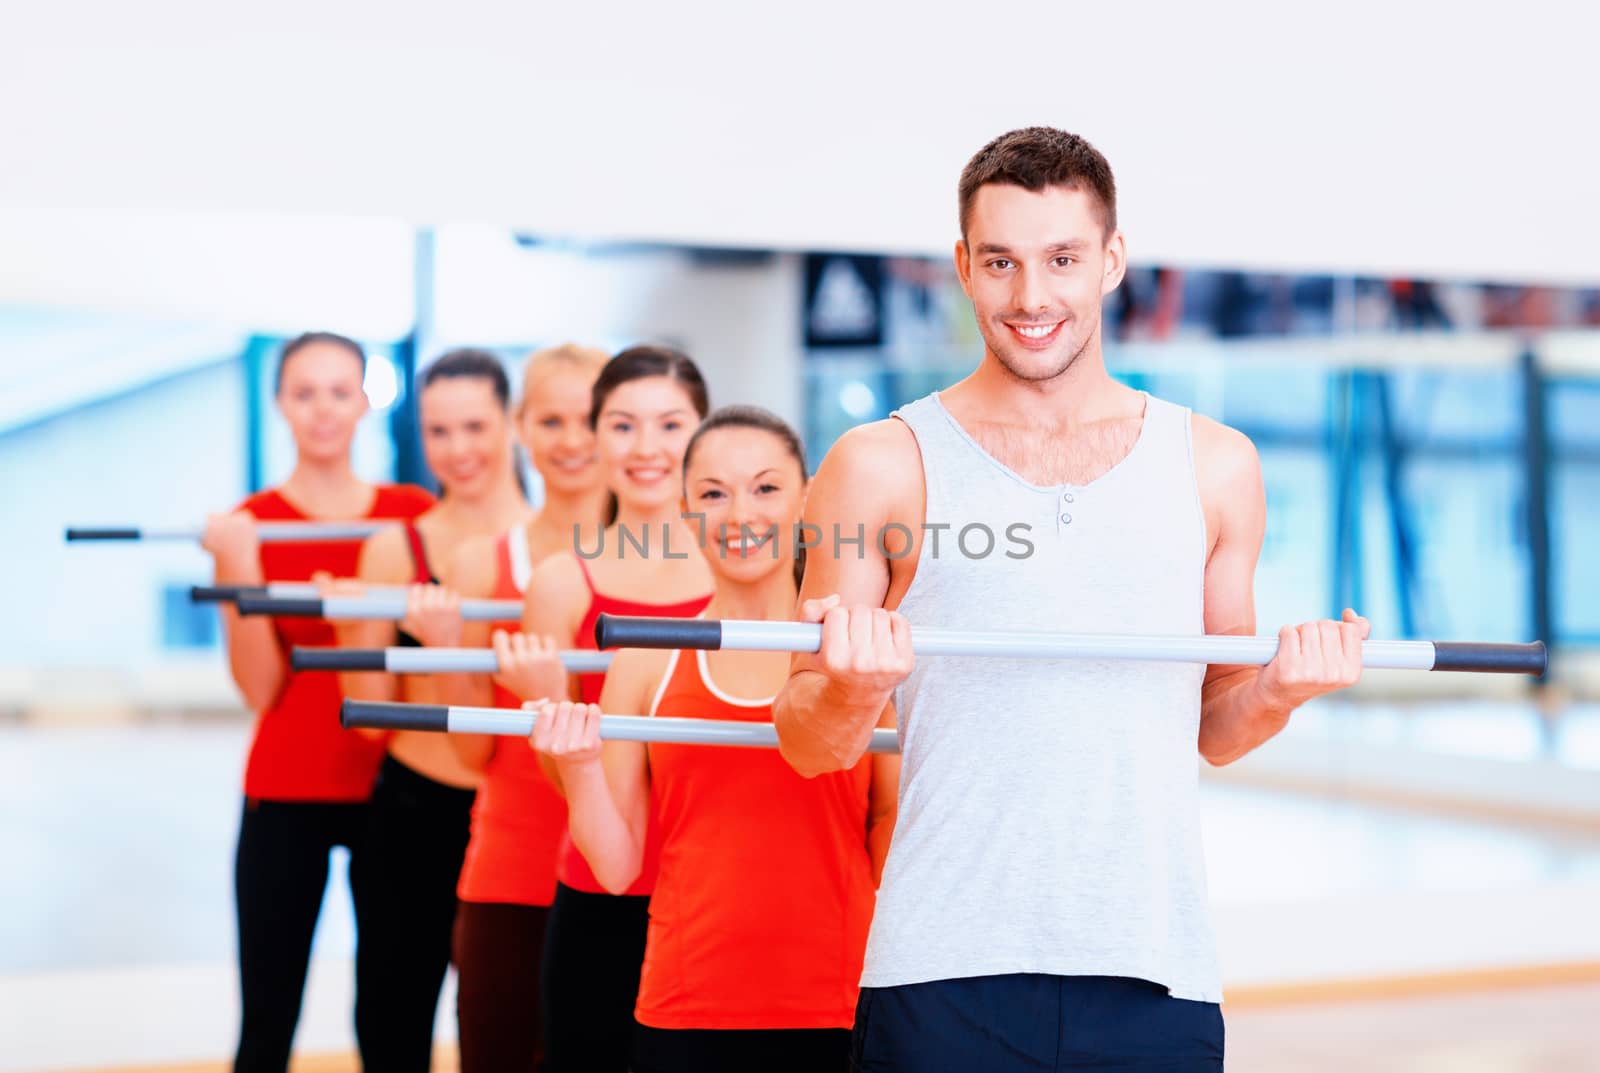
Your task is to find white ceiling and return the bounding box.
[2,0,1597,289]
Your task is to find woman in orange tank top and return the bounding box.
[429,344,610,1073]
[491,346,715,1073]
[520,406,901,1073]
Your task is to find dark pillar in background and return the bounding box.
[1520,348,1554,679]
[389,227,435,490]
[241,335,273,494]
[1329,369,1364,622]
[389,334,423,487]
[1372,372,1419,638]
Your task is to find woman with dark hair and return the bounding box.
[520,406,899,1073]
[334,347,533,1073]
[492,344,714,1073]
[435,343,611,1073]
[201,331,434,1073]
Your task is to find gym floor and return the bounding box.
[5,700,1598,1073]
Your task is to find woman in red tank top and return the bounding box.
[332,349,535,1073]
[431,344,611,1073]
[523,407,900,1073]
[491,346,714,1073]
[199,332,434,1073]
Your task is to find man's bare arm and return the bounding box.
[1196,419,1367,765]
[1195,422,1276,764]
[773,420,921,777]
[864,700,900,885]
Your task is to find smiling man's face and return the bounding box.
[956,182,1122,383]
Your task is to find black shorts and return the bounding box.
[633,1024,850,1073]
[851,974,1223,1073]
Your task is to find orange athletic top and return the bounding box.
[239,484,436,801]
[457,527,569,906]
[554,557,710,896]
[635,647,876,1030]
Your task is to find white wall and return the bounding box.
[3,2,1597,285]
[0,208,415,338]
[0,364,245,676]
[0,311,248,431]
[0,360,397,685]
[431,227,804,425]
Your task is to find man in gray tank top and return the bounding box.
[773,128,1372,1072]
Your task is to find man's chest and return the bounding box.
[966,419,1142,487]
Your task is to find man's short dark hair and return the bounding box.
[958,127,1117,240]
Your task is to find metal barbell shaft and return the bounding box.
[237,594,523,622]
[67,522,395,543]
[593,615,1547,676]
[294,647,612,674]
[192,583,412,603]
[341,699,899,753]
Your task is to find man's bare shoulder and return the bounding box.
[814,418,923,495]
[1190,413,1261,488]
[1190,414,1265,546]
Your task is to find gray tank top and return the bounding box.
[863,390,1221,1002]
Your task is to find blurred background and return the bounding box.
[2,3,1598,1071]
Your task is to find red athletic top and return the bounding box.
[555,557,710,895]
[239,484,435,800]
[457,527,570,906]
[635,646,875,1029]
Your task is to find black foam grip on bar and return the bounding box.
[65,527,141,541]
[190,585,268,603]
[237,595,324,618]
[293,648,387,672]
[594,613,723,651]
[1431,641,1548,676]
[341,700,450,732]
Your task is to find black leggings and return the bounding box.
[634,1025,852,1073]
[540,882,651,1073]
[353,755,476,1073]
[453,900,551,1073]
[233,797,369,1073]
